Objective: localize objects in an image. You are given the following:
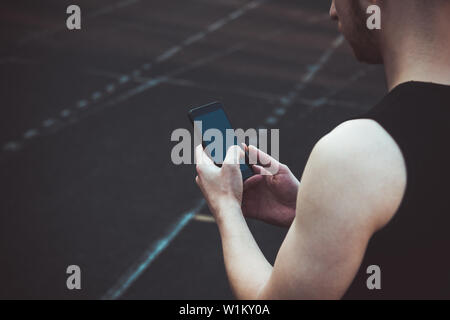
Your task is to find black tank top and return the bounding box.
[343,81,450,299]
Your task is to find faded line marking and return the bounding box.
[42,119,56,128]
[294,67,374,111]
[266,35,345,124]
[274,107,286,116]
[2,142,21,152]
[60,109,71,118]
[101,31,341,303]
[119,75,130,84]
[229,8,246,20]
[102,200,205,300]
[207,19,228,32]
[77,100,89,108]
[17,0,142,45]
[92,92,103,101]
[161,78,281,102]
[156,46,182,63]
[194,214,216,223]
[23,129,38,139]
[83,68,125,80]
[106,84,116,93]
[1,43,246,158]
[265,116,278,125]
[4,0,269,157]
[183,32,206,46]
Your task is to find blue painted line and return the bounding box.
[102,199,205,300]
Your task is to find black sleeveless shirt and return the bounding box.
[343,81,450,299]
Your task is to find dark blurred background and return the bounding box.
[0,0,386,299]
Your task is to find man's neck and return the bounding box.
[381,16,450,91]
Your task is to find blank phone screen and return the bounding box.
[193,108,254,180]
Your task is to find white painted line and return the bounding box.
[60,109,71,118]
[6,0,267,159]
[77,100,89,108]
[43,119,56,127]
[274,34,345,113]
[265,116,278,125]
[301,35,344,85]
[182,32,206,46]
[23,129,38,139]
[280,96,291,106]
[156,46,182,63]
[106,84,116,93]
[17,0,141,45]
[3,141,21,152]
[17,44,245,154]
[274,107,286,116]
[142,63,152,70]
[229,8,246,20]
[247,0,265,10]
[310,97,328,108]
[2,33,343,170]
[163,78,280,102]
[207,19,228,33]
[92,92,102,101]
[119,75,130,84]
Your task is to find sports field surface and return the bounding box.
[0,0,385,299]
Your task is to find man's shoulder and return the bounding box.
[307,119,407,230]
[320,119,403,158]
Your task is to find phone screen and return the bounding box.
[192,107,254,180]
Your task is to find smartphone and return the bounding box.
[188,101,255,181]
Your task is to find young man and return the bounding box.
[194,0,450,299]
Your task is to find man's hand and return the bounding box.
[195,145,244,220]
[242,145,299,227]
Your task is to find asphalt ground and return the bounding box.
[0,0,386,299]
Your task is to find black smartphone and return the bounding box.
[188,101,255,181]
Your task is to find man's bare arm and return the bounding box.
[213,120,406,299]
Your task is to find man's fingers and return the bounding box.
[195,144,214,166]
[248,145,281,175]
[252,164,272,176]
[195,145,218,177]
[248,145,279,167]
[224,145,244,165]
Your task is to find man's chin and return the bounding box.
[353,48,383,65]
